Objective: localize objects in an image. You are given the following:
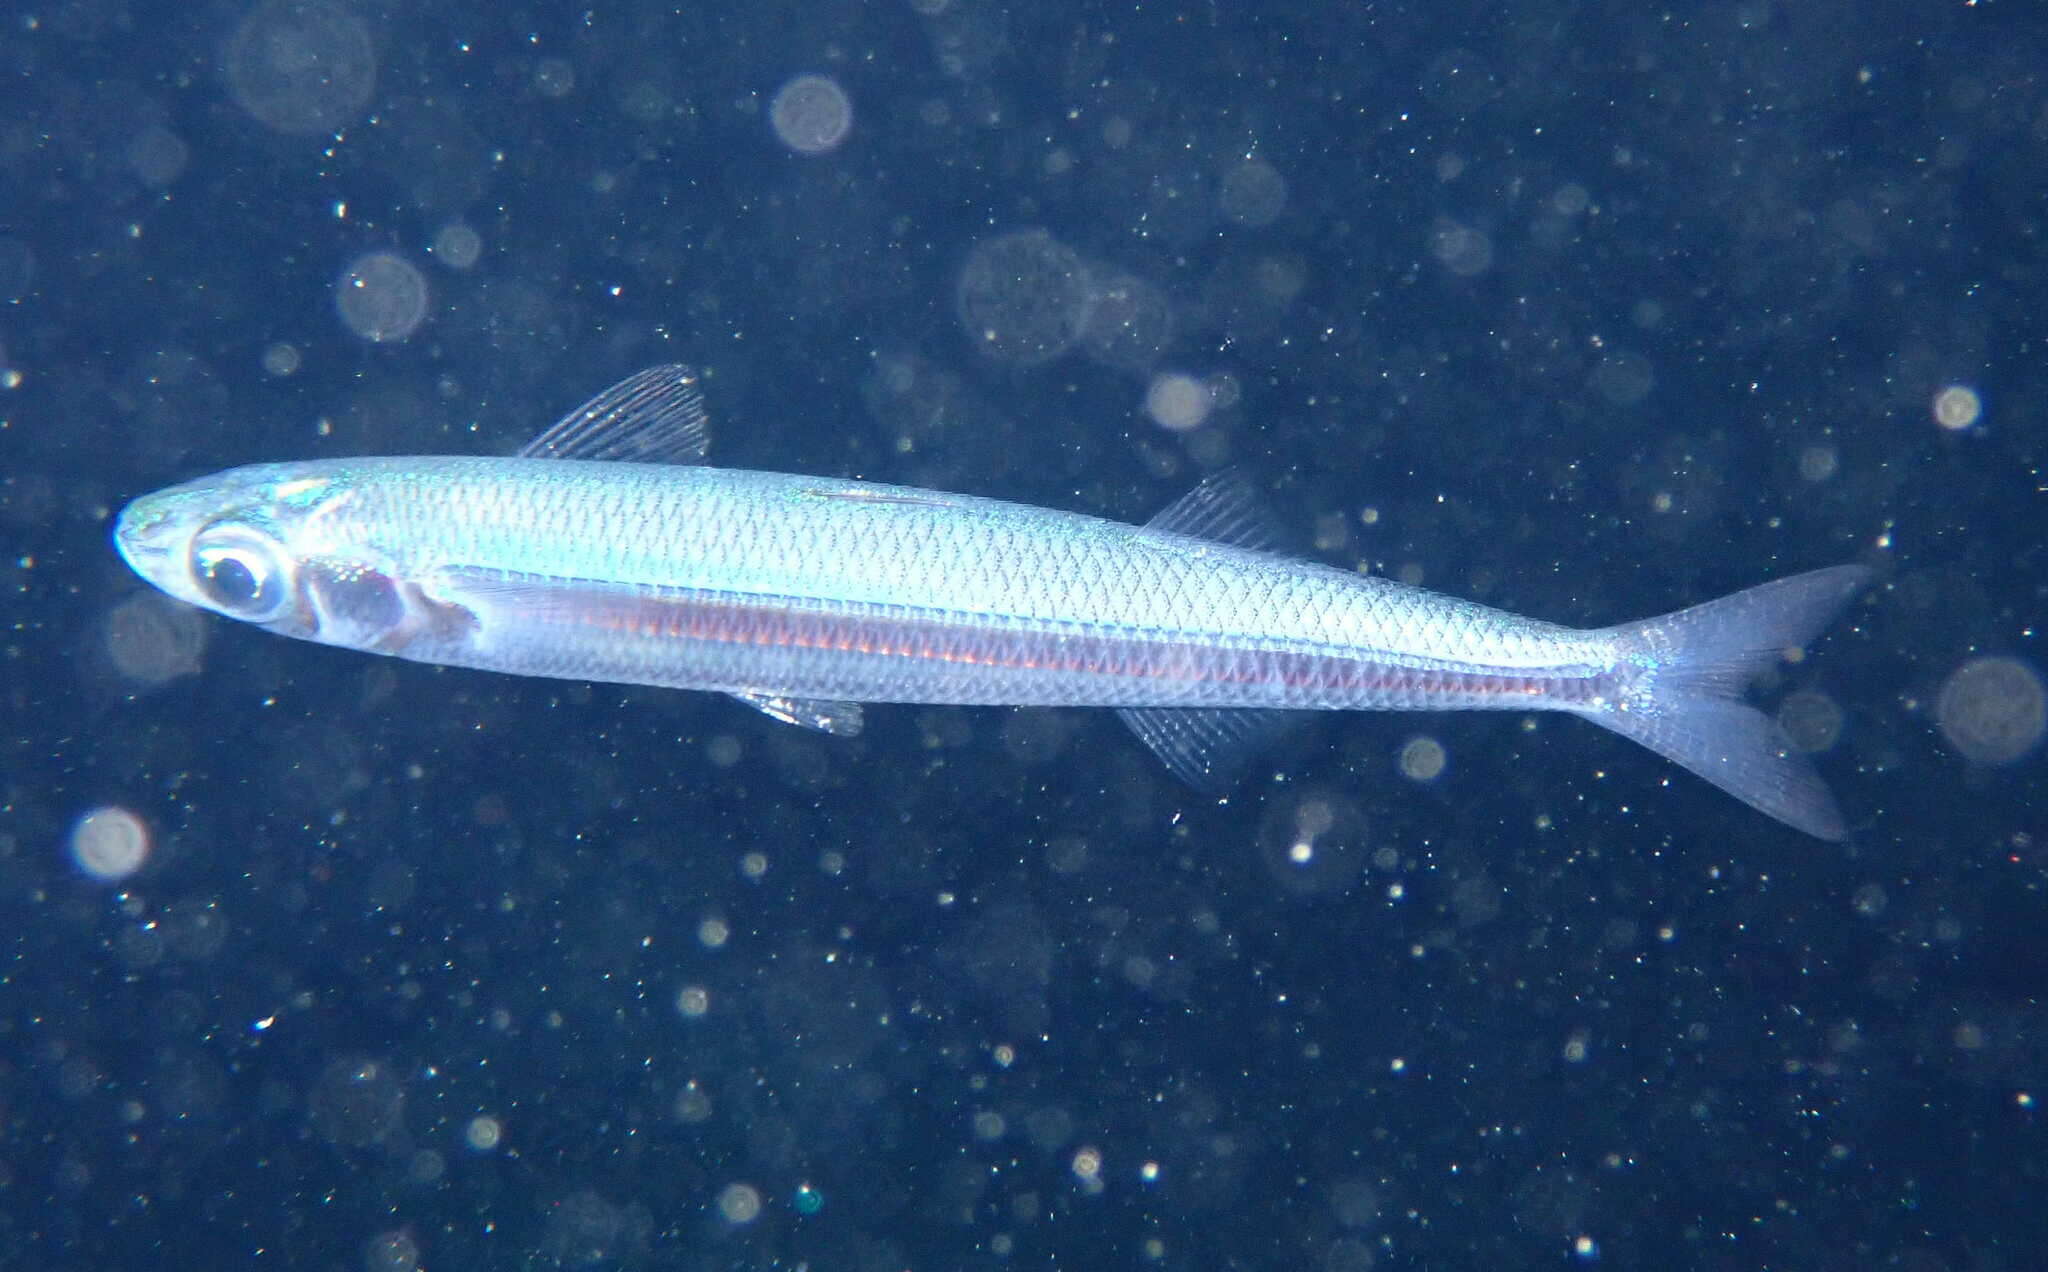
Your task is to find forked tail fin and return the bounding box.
[1579,565,1874,840]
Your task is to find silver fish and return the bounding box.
[114,365,1872,837]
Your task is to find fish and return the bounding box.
[114,364,1873,838]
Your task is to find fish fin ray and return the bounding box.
[1143,470,1289,552]
[518,364,711,464]
[1118,705,1306,794]
[731,691,864,736]
[1578,564,1874,840]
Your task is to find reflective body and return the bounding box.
[114,367,1871,838]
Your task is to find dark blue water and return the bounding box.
[5,1,2044,1267]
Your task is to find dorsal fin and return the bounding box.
[518,364,712,464]
[1143,470,1287,551]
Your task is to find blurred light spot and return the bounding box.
[1932,383,1982,431]
[464,1114,502,1151]
[704,733,742,768]
[126,124,190,189]
[1144,372,1213,432]
[336,251,429,343]
[309,1055,405,1147]
[957,229,1093,365]
[1430,218,1493,276]
[1080,273,1175,371]
[1798,444,1839,483]
[362,1229,420,1272]
[1776,689,1845,753]
[1937,655,2046,765]
[716,1182,762,1225]
[430,222,483,270]
[1420,47,1499,112]
[0,237,34,303]
[1589,350,1655,407]
[1070,1145,1104,1193]
[770,73,854,156]
[1258,790,1367,897]
[224,0,377,136]
[697,915,730,948]
[793,1182,824,1215]
[533,56,575,99]
[1219,157,1288,227]
[70,806,152,881]
[674,1080,712,1123]
[1252,253,1308,305]
[103,591,208,686]
[675,985,710,1018]
[1330,1176,1380,1227]
[541,1191,645,1264]
[261,341,302,377]
[1397,735,1447,782]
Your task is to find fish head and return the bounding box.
[114,462,417,651]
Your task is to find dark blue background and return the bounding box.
[3,1,2044,1268]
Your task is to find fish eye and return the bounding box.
[190,525,292,622]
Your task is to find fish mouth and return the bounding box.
[112,495,180,582]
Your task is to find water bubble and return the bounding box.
[70,806,153,881]
[770,73,854,156]
[224,0,377,137]
[1936,655,2046,765]
[956,229,1093,365]
[336,250,429,343]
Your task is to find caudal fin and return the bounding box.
[1580,565,1873,841]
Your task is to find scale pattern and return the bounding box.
[297,457,1618,711]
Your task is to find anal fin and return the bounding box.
[1117,706,1306,794]
[732,691,866,736]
